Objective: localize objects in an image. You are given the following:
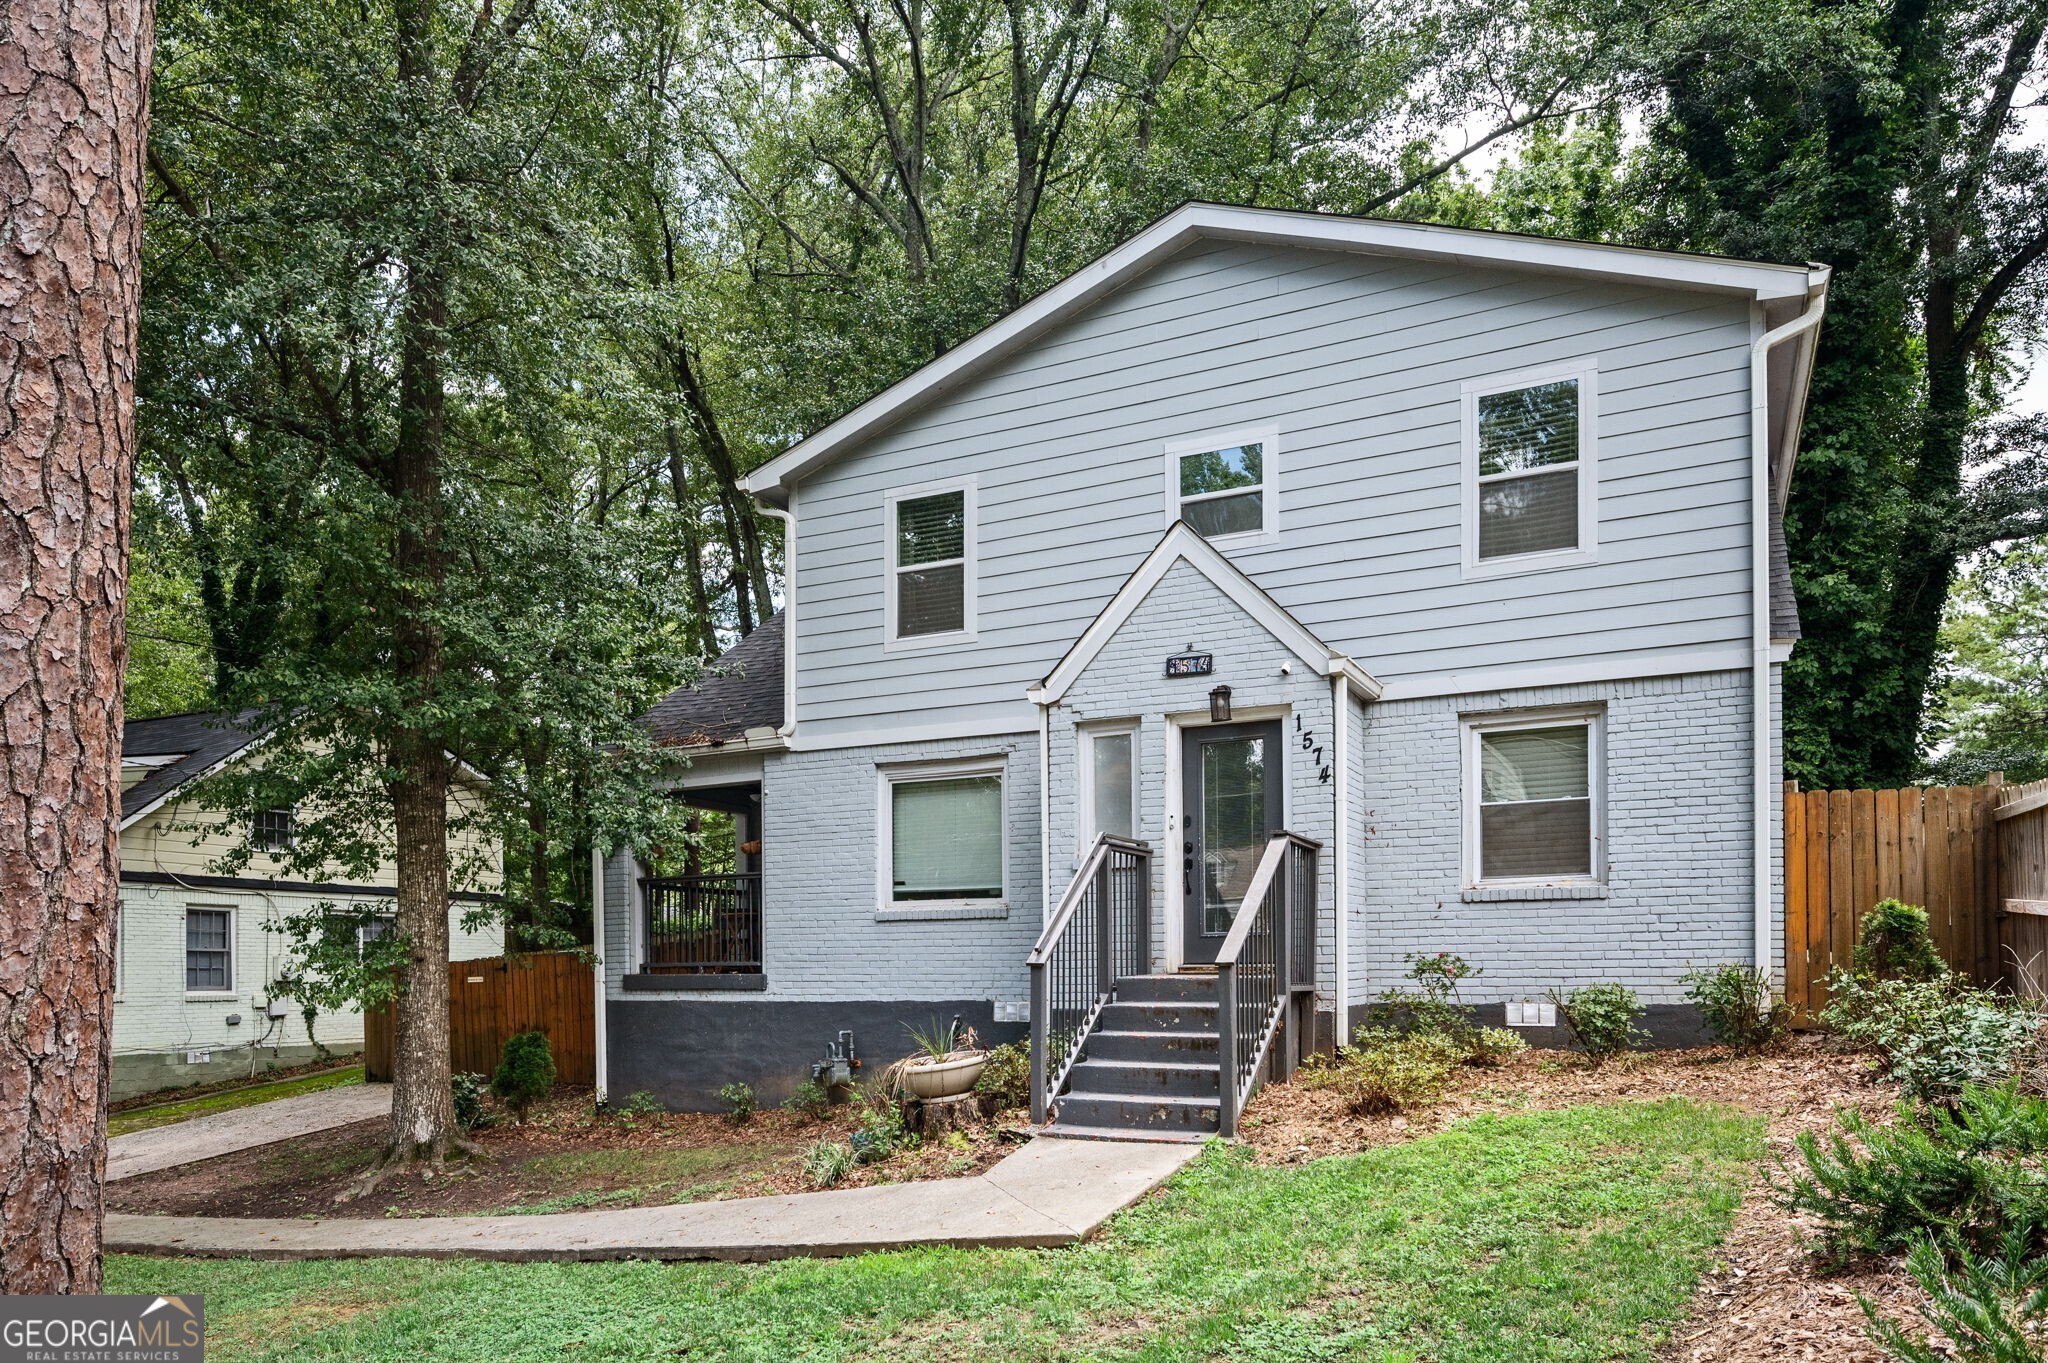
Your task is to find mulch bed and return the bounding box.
[106,1089,1023,1220]
[1239,1034,1933,1362]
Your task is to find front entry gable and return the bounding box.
[1029,522,1380,707]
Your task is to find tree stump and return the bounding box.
[912,1093,981,1139]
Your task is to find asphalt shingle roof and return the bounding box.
[640,614,785,748]
[120,708,269,824]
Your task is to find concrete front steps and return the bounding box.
[1046,974,1223,1143]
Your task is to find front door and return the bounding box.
[1180,721,1284,966]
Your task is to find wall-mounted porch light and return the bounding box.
[1209,685,1233,723]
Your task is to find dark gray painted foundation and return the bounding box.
[606,998,1027,1112]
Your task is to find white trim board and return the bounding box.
[743,202,1827,506]
[1370,649,1752,703]
[1029,522,1382,705]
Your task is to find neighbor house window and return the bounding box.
[886,482,975,644]
[185,907,233,992]
[253,806,295,852]
[1463,365,1596,572]
[884,764,1004,903]
[1166,427,1278,541]
[1083,725,1137,843]
[358,913,397,960]
[1464,711,1602,884]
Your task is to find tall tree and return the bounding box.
[0,0,152,1293]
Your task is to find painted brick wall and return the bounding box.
[1357,669,1760,1003]
[1049,560,1339,986]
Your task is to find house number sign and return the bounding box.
[1164,652,1214,678]
[1296,714,1333,784]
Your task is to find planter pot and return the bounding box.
[900,1052,986,1099]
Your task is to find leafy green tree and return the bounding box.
[1924,542,2048,784]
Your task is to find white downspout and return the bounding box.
[1748,293,1826,980]
[759,497,798,745]
[590,846,608,1105]
[1331,673,1351,1042]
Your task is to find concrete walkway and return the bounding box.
[108,1082,390,1183]
[106,1135,1200,1263]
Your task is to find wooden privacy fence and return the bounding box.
[363,951,594,1085]
[1997,778,2048,994]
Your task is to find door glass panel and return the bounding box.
[1199,736,1266,935]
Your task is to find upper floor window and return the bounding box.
[1166,427,1278,542]
[1462,364,1597,575]
[1463,709,1603,886]
[253,806,296,853]
[886,481,976,645]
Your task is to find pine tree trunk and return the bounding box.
[0,0,152,1293]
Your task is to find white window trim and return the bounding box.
[1460,360,1599,579]
[883,477,978,651]
[1163,424,1280,545]
[875,756,1008,916]
[183,902,237,998]
[1461,706,1605,889]
[1077,720,1141,852]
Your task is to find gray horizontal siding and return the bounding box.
[793,240,1757,734]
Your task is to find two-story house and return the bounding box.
[596,203,1829,1138]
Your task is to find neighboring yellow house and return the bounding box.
[116,709,503,1099]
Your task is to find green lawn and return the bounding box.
[108,1066,366,1138]
[107,1099,1758,1362]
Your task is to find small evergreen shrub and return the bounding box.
[1549,983,1646,1064]
[802,1139,855,1188]
[1865,1229,2048,1363]
[490,1029,556,1123]
[1822,970,2038,1100]
[1683,962,1791,1051]
[783,1078,832,1121]
[719,1082,757,1125]
[450,1071,488,1130]
[974,1041,1031,1111]
[1463,1026,1529,1068]
[1303,1030,1463,1115]
[1855,900,1950,982]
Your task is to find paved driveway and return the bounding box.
[108,1082,391,1182]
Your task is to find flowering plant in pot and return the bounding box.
[892,1017,987,1099]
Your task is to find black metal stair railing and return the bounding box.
[1214,833,1320,1137]
[639,873,763,973]
[1026,834,1152,1125]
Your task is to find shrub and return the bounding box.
[974,1041,1031,1111]
[490,1029,556,1123]
[1683,962,1791,1051]
[783,1078,832,1121]
[1779,1083,2048,1261]
[1366,952,1479,1044]
[802,1139,856,1188]
[450,1071,488,1130]
[1549,983,1646,1064]
[1464,1026,1529,1068]
[850,1096,908,1164]
[1822,970,2038,1100]
[1855,899,1950,982]
[1865,1229,2048,1363]
[719,1082,757,1125]
[1303,1030,1463,1115]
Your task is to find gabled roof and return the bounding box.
[121,708,270,828]
[743,202,1830,507]
[1030,523,1381,706]
[641,613,787,749]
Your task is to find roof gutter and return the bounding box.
[1749,286,1827,982]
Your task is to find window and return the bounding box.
[883,764,1005,905]
[358,913,397,960]
[886,482,976,644]
[253,806,295,852]
[1083,725,1138,843]
[1462,364,1596,573]
[1463,712,1602,885]
[1166,427,1278,542]
[185,907,233,992]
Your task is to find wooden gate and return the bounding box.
[1783,782,2001,1021]
[363,951,595,1085]
[1997,779,2048,997]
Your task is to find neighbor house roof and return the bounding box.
[121,708,271,828]
[742,201,1831,507]
[641,614,786,749]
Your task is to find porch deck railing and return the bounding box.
[1026,834,1152,1125]
[1215,832,1320,1137]
[639,873,763,973]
